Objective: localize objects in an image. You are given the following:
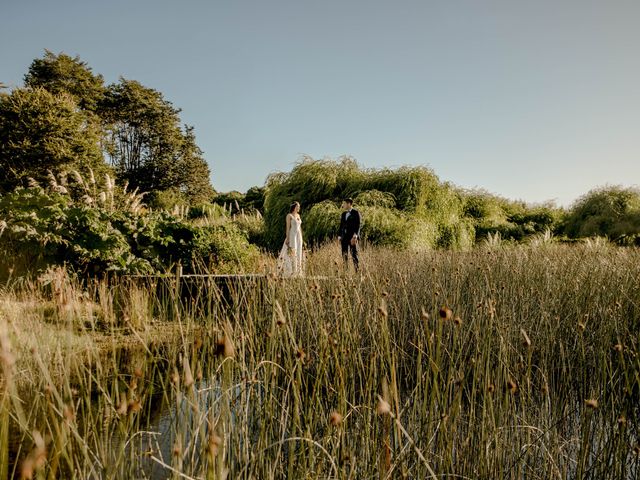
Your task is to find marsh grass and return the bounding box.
[1,244,639,478]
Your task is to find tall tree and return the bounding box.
[100,79,213,202]
[24,50,106,112]
[0,87,104,191]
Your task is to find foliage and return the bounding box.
[563,185,640,244]
[24,50,106,112]
[0,87,106,192]
[462,189,563,241]
[262,157,465,250]
[8,51,215,203]
[243,185,266,212]
[0,175,258,277]
[100,79,214,203]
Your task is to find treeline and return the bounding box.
[216,157,640,250]
[0,52,252,277]
[0,51,213,204]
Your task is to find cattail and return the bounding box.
[453,315,462,326]
[274,300,286,326]
[376,397,391,415]
[215,336,235,358]
[377,300,388,318]
[20,430,47,480]
[127,399,141,413]
[170,367,180,386]
[507,379,518,394]
[295,346,306,362]
[182,356,194,387]
[584,399,598,409]
[0,330,15,369]
[117,396,128,416]
[329,411,343,427]
[439,306,453,320]
[208,432,222,457]
[63,404,75,423]
[520,328,531,348]
[172,441,182,458]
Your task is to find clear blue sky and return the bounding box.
[2,0,639,205]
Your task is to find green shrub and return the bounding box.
[263,157,460,250]
[563,186,640,242]
[0,180,259,277]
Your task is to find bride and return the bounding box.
[277,201,304,277]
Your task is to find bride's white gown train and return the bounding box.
[277,215,304,277]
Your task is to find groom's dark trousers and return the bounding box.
[341,239,359,271]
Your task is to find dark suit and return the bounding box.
[339,208,361,270]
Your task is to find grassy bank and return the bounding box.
[1,243,639,479]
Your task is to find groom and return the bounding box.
[338,198,360,272]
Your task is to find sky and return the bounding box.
[1,0,639,206]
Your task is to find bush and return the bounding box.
[563,186,640,243]
[263,157,460,250]
[461,189,563,242]
[0,179,260,278]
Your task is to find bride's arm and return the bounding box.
[285,214,291,246]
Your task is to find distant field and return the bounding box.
[1,243,639,479]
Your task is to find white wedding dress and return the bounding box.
[277,214,304,277]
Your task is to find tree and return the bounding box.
[24,50,106,112]
[563,186,640,241]
[99,79,213,202]
[0,87,104,192]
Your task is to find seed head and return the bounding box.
[63,404,75,423]
[613,343,624,352]
[295,347,306,362]
[453,316,462,327]
[128,399,141,413]
[584,399,598,409]
[520,328,531,348]
[215,336,235,358]
[439,306,453,320]
[507,379,518,394]
[208,432,222,457]
[329,411,343,427]
[377,300,388,318]
[420,307,430,321]
[376,398,391,415]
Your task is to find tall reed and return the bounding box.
[0,243,638,478]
